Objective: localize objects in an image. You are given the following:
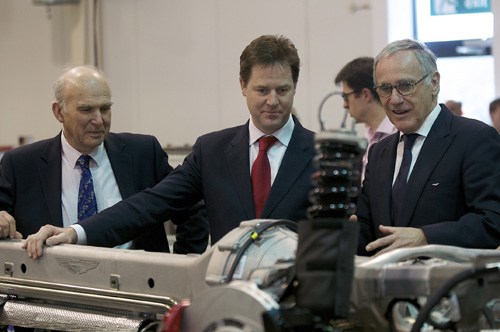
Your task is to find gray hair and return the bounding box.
[374,39,438,86]
[53,65,106,110]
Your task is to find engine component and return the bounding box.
[0,219,297,331]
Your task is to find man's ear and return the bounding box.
[431,71,440,96]
[362,87,374,102]
[239,77,247,97]
[52,102,64,124]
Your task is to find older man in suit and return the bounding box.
[23,34,317,258]
[354,39,500,256]
[0,65,208,254]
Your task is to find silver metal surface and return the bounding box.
[0,220,297,331]
[182,281,280,332]
[0,299,144,332]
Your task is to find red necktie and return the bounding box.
[251,136,278,218]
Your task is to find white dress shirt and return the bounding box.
[249,114,294,184]
[61,133,130,248]
[392,103,442,184]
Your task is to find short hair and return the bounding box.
[335,56,379,100]
[53,65,106,110]
[489,98,500,114]
[239,34,300,87]
[374,39,437,87]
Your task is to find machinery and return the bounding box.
[0,219,297,331]
[1,99,499,331]
[1,224,500,331]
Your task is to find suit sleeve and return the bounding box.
[135,136,209,254]
[421,125,500,248]
[0,152,16,214]
[355,144,378,256]
[79,138,206,249]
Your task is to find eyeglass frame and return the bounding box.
[374,74,429,99]
[341,90,361,102]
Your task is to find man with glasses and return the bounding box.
[334,57,396,184]
[353,39,500,256]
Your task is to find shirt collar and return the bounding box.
[60,130,104,168]
[366,115,397,139]
[249,114,294,147]
[398,103,441,140]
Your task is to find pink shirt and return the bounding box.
[362,116,397,184]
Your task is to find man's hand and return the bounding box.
[22,225,77,259]
[366,225,427,257]
[0,211,22,239]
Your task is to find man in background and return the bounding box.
[0,65,208,254]
[354,39,500,256]
[24,34,317,259]
[334,56,396,184]
[445,100,463,116]
[489,98,500,134]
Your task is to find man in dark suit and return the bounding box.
[24,34,316,258]
[0,65,208,254]
[354,39,500,256]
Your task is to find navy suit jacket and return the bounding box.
[78,116,316,246]
[357,105,500,255]
[0,132,209,253]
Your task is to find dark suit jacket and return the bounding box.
[79,116,316,246]
[0,132,209,253]
[357,105,500,255]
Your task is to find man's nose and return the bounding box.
[267,91,279,106]
[91,109,104,125]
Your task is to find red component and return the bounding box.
[159,299,191,332]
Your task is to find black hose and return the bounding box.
[224,220,297,283]
[411,265,500,332]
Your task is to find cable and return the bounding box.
[317,91,342,131]
[224,220,297,283]
[482,305,497,329]
[411,265,500,332]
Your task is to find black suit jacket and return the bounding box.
[0,132,209,253]
[79,116,316,246]
[357,105,500,255]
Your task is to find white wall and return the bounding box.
[0,0,392,148]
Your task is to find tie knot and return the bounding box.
[402,133,419,149]
[258,136,277,152]
[77,154,92,169]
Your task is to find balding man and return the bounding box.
[0,65,208,254]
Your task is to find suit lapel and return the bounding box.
[374,134,399,227]
[39,134,64,226]
[104,134,135,199]
[399,107,454,226]
[261,120,313,218]
[225,123,255,219]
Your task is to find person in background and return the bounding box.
[353,39,500,257]
[334,56,397,184]
[23,34,317,259]
[489,98,500,134]
[445,99,463,116]
[0,65,208,254]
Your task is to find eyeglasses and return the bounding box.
[374,74,428,99]
[341,90,360,102]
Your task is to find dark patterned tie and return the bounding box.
[251,136,278,218]
[77,155,98,221]
[392,133,419,226]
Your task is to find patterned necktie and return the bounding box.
[77,154,98,221]
[392,133,419,226]
[251,136,278,218]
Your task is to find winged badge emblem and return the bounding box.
[56,257,100,274]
